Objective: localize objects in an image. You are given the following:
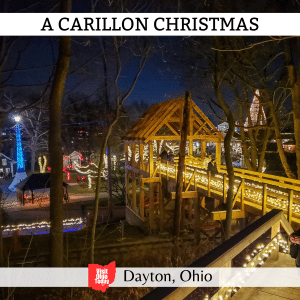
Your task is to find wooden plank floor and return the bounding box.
[232,253,300,300]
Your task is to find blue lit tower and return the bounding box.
[8,116,27,191]
[15,121,25,172]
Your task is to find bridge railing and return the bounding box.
[155,157,300,224]
[140,209,293,300]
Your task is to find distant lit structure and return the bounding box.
[8,116,27,191]
[15,118,25,171]
[244,90,266,130]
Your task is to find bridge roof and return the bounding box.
[125,96,224,143]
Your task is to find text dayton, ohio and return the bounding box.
[124,269,213,285]
[41,16,259,32]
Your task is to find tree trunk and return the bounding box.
[31,141,36,174]
[49,0,72,267]
[214,37,235,240]
[291,80,300,179]
[284,39,299,179]
[0,117,4,267]
[90,120,117,263]
[173,92,190,237]
[269,98,296,179]
[107,144,113,217]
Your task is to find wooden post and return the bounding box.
[184,164,187,188]
[139,143,144,171]
[31,190,34,204]
[132,172,137,212]
[149,142,154,230]
[189,139,193,157]
[262,183,267,216]
[194,168,197,191]
[166,160,169,180]
[173,92,191,237]
[241,178,245,211]
[288,189,293,224]
[139,176,144,220]
[208,171,211,197]
[156,140,160,158]
[223,174,226,203]
[131,143,136,168]
[201,141,206,160]
[215,141,221,165]
[149,142,153,177]
[270,221,280,261]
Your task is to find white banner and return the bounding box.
[0,267,300,287]
[0,13,299,36]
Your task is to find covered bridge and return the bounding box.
[16,173,69,205]
[124,95,224,233]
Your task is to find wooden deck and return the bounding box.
[232,253,300,300]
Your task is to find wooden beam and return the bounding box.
[288,189,293,224]
[223,174,226,203]
[232,181,243,207]
[241,179,245,211]
[144,100,182,142]
[191,101,224,140]
[262,183,267,216]
[215,142,221,165]
[185,168,196,192]
[139,143,144,171]
[165,122,180,136]
[212,210,245,221]
[171,191,198,199]
[147,135,222,141]
[132,172,137,212]
[139,175,144,220]
[142,177,162,183]
[201,141,206,160]
[189,139,193,157]
[131,143,136,167]
[193,121,207,137]
[208,171,211,197]
[168,117,180,122]
[149,142,153,177]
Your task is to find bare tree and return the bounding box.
[90,37,151,263]
[21,106,48,173]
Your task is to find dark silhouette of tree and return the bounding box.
[48,0,72,267]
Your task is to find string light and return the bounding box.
[14,121,25,171]
[157,160,300,219]
[206,233,289,300]
[244,90,266,131]
[38,155,47,173]
[2,218,85,237]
